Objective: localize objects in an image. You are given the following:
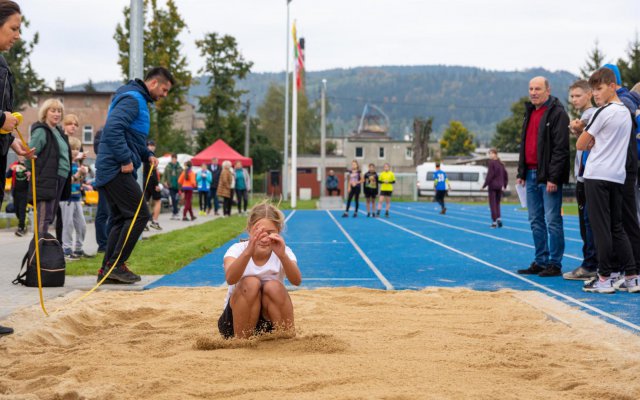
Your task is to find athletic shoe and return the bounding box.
[182,217,189,221]
[583,276,616,294]
[366,213,371,217]
[385,211,389,218]
[517,262,544,275]
[342,212,348,218]
[617,276,640,293]
[376,210,381,217]
[538,265,562,277]
[497,219,503,228]
[14,228,26,237]
[440,208,447,215]
[191,216,197,221]
[563,266,597,281]
[353,213,358,218]
[490,222,497,229]
[149,221,162,230]
[144,225,150,231]
[98,263,141,284]
[0,325,13,336]
[64,252,79,261]
[73,250,95,259]
[171,214,179,220]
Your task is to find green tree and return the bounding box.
[251,133,283,174]
[440,120,475,156]
[114,0,192,154]
[580,40,606,79]
[617,33,640,89]
[83,79,96,92]
[5,17,46,110]
[491,97,527,152]
[195,32,253,152]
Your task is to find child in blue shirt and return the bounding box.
[433,162,450,214]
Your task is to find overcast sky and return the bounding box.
[21,0,640,87]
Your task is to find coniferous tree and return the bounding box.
[617,33,640,89]
[580,40,606,79]
[491,97,527,153]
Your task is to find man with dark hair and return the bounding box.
[94,67,172,283]
[516,76,570,277]
[578,68,638,293]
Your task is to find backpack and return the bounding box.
[13,232,66,287]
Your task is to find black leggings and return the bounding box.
[199,191,208,211]
[345,185,361,212]
[223,196,232,216]
[235,189,248,213]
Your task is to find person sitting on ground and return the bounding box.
[326,170,340,196]
[218,201,302,339]
[143,140,162,230]
[60,137,90,260]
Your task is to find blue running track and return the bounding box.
[147,203,640,334]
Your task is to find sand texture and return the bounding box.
[1,287,640,400]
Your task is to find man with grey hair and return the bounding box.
[516,76,570,277]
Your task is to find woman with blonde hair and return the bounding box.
[217,160,234,217]
[26,98,72,234]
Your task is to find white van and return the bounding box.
[416,162,488,197]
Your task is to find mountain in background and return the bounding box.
[69,65,578,143]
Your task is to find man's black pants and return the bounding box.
[621,173,640,274]
[100,173,150,268]
[435,190,446,210]
[585,178,636,277]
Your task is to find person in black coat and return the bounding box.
[208,157,221,215]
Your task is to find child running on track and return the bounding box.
[343,160,363,218]
[363,163,379,217]
[377,163,395,218]
[218,201,302,339]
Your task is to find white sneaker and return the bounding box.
[618,276,640,293]
[611,272,625,290]
[583,275,616,294]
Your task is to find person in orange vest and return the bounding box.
[178,161,197,221]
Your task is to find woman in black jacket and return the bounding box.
[0,1,36,338]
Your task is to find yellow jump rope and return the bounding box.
[2,112,154,316]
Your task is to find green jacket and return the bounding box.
[164,162,183,190]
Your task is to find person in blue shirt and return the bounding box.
[234,161,251,215]
[433,162,450,214]
[196,163,212,216]
[94,67,173,284]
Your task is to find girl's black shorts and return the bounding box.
[380,190,393,197]
[218,302,274,339]
[364,188,378,199]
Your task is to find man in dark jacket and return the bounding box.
[516,76,570,278]
[93,128,111,253]
[94,67,173,284]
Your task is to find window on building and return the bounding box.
[355,147,364,159]
[405,147,413,160]
[378,147,385,159]
[83,125,93,144]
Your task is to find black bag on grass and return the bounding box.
[13,232,66,287]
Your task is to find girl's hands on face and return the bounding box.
[268,233,286,258]
[247,224,269,256]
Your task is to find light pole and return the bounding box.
[282,0,291,200]
[129,0,144,80]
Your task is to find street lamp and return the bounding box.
[282,0,291,200]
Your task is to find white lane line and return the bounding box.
[303,278,378,281]
[395,205,583,243]
[326,210,394,290]
[287,241,347,244]
[375,217,640,333]
[443,207,581,231]
[285,210,296,223]
[393,210,582,261]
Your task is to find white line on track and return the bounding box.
[374,217,640,333]
[392,210,582,261]
[326,210,394,290]
[395,205,582,243]
[285,210,296,223]
[303,278,378,281]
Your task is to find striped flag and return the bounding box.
[292,21,304,90]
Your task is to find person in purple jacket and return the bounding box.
[482,149,508,228]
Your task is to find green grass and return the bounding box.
[67,216,247,276]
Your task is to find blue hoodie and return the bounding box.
[95,79,154,187]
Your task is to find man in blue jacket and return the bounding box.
[95,67,173,284]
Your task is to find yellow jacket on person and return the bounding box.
[378,171,396,192]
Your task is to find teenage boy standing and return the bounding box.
[433,162,450,214]
[578,68,638,293]
[564,80,598,280]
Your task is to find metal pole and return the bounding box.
[320,79,327,198]
[282,0,291,200]
[291,61,298,208]
[129,0,144,80]
[244,100,251,156]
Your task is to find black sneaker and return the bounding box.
[149,221,162,230]
[367,213,371,217]
[385,211,389,218]
[563,266,597,281]
[14,228,25,237]
[0,325,13,336]
[497,219,503,228]
[191,216,197,221]
[538,265,562,277]
[64,252,80,261]
[490,222,497,229]
[517,262,545,275]
[442,207,447,215]
[353,213,358,218]
[100,263,141,284]
[182,217,189,221]
[74,250,95,259]
[342,212,348,218]
[376,210,380,217]
[144,225,150,231]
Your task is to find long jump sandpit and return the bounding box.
[1,287,639,400]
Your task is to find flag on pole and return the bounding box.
[292,21,304,90]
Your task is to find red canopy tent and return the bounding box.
[191,139,253,167]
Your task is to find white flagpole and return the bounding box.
[291,47,298,209]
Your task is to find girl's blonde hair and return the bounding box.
[68,136,82,151]
[38,98,64,123]
[63,114,79,126]
[246,199,285,233]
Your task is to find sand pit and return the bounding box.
[1,287,640,400]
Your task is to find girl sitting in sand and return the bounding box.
[218,201,302,339]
